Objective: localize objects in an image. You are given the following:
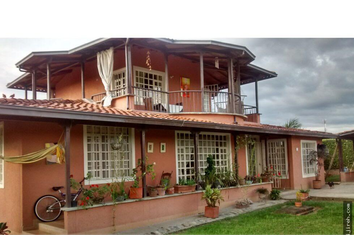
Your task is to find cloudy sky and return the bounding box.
[0,38,353,133]
[0,4,354,133]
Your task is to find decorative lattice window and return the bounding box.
[301,140,317,177]
[134,67,165,105]
[0,122,3,188]
[111,68,127,98]
[176,132,230,181]
[84,125,134,183]
[267,139,288,178]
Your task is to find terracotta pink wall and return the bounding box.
[340,171,354,182]
[288,136,324,190]
[0,121,23,233]
[64,183,271,234]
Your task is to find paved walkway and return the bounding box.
[115,200,287,235]
[281,182,354,200]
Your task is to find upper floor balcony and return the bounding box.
[6,38,276,122]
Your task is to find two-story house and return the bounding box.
[0,38,335,234]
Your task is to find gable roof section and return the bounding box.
[0,98,336,138]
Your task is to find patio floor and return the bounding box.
[280,182,354,200]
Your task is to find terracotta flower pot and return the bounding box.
[129,187,143,199]
[238,179,245,185]
[149,189,158,197]
[157,187,165,196]
[166,187,174,195]
[300,192,309,201]
[313,180,322,189]
[174,185,196,193]
[295,201,302,207]
[205,206,219,218]
[262,176,270,182]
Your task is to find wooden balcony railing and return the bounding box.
[90,88,249,115]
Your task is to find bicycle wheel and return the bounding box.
[34,195,62,222]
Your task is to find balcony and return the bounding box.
[91,87,255,116]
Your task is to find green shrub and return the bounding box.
[323,139,354,170]
[269,189,281,200]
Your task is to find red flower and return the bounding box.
[278,171,281,176]
[107,183,110,186]
[257,174,260,177]
[70,174,73,178]
[270,166,273,169]
[80,202,84,206]
[273,173,275,176]
[86,196,90,200]
[96,185,99,188]
[91,184,94,187]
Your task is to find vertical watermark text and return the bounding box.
[343,201,352,235]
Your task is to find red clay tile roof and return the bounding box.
[0,98,217,124]
[242,123,329,135]
[0,98,335,137]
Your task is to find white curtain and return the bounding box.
[97,47,114,107]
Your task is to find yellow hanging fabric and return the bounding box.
[0,133,66,164]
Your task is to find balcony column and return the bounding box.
[200,52,204,112]
[192,131,200,190]
[46,63,51,100]
[164,53,169,113]
[81,61,85,99]
[32,70,36,100]
[64,122,72,207]
[24,86,28,100]
[255,79,259,114]
[229,59,235,113]
[125,41,132,109]
[140,128,147,198]
[235,63,241,113]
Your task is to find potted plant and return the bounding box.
[130,158,156,199]
[299,188,310,201]
[81,184,110,206]
[238,176,245,185]
[244,175,253,185]
[156,186,166,196]
[148,186,158,197]
[295,191,302,207]
[202,185,224,218]
[269,189,281,200]
[309,144,328,189]
[166,185,174,195]
[110,177,128,202]
[174,178,196,193]
[69,175,80,207]
[0,222,11,235]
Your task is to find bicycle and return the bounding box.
[34,177,86,222]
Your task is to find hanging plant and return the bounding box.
[146,50,152,70]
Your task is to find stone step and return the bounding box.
[38,220,67,235]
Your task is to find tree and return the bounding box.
[284,118,302,129]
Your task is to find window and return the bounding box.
[84,125,134,184]
[246,139,257,176]
[111,68,127,98]
[133,67,165,106]
[176,131,231,181]
[0,122,3,188]
[267,139,288,178]
[301,140,317,177]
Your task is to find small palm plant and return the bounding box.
[202,185,224,219]
[0,222,10,235]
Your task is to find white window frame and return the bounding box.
[175,131,232,182]
[245,136,260,176]
[266,139,289,179]
[133,66,166,106]
[110,67,127,98]
[0,122,4,188]
[83,125,135,185]
[301,140,317,178]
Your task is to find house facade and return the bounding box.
[0,38,335,234]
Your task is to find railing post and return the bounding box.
[141,128,147,198]
[81,61,85,99]
[164,54,169,113]
[47,62,51,100]
[125,42,132,109]
[32,70,36,100]
[200,52,204,112]
[255,78,259,114]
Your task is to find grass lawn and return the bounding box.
[326,174,340,182]
[176,201,349,235]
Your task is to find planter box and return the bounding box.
[129,187,143,199]
[205,206,219,218]
[174,184,196,193]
